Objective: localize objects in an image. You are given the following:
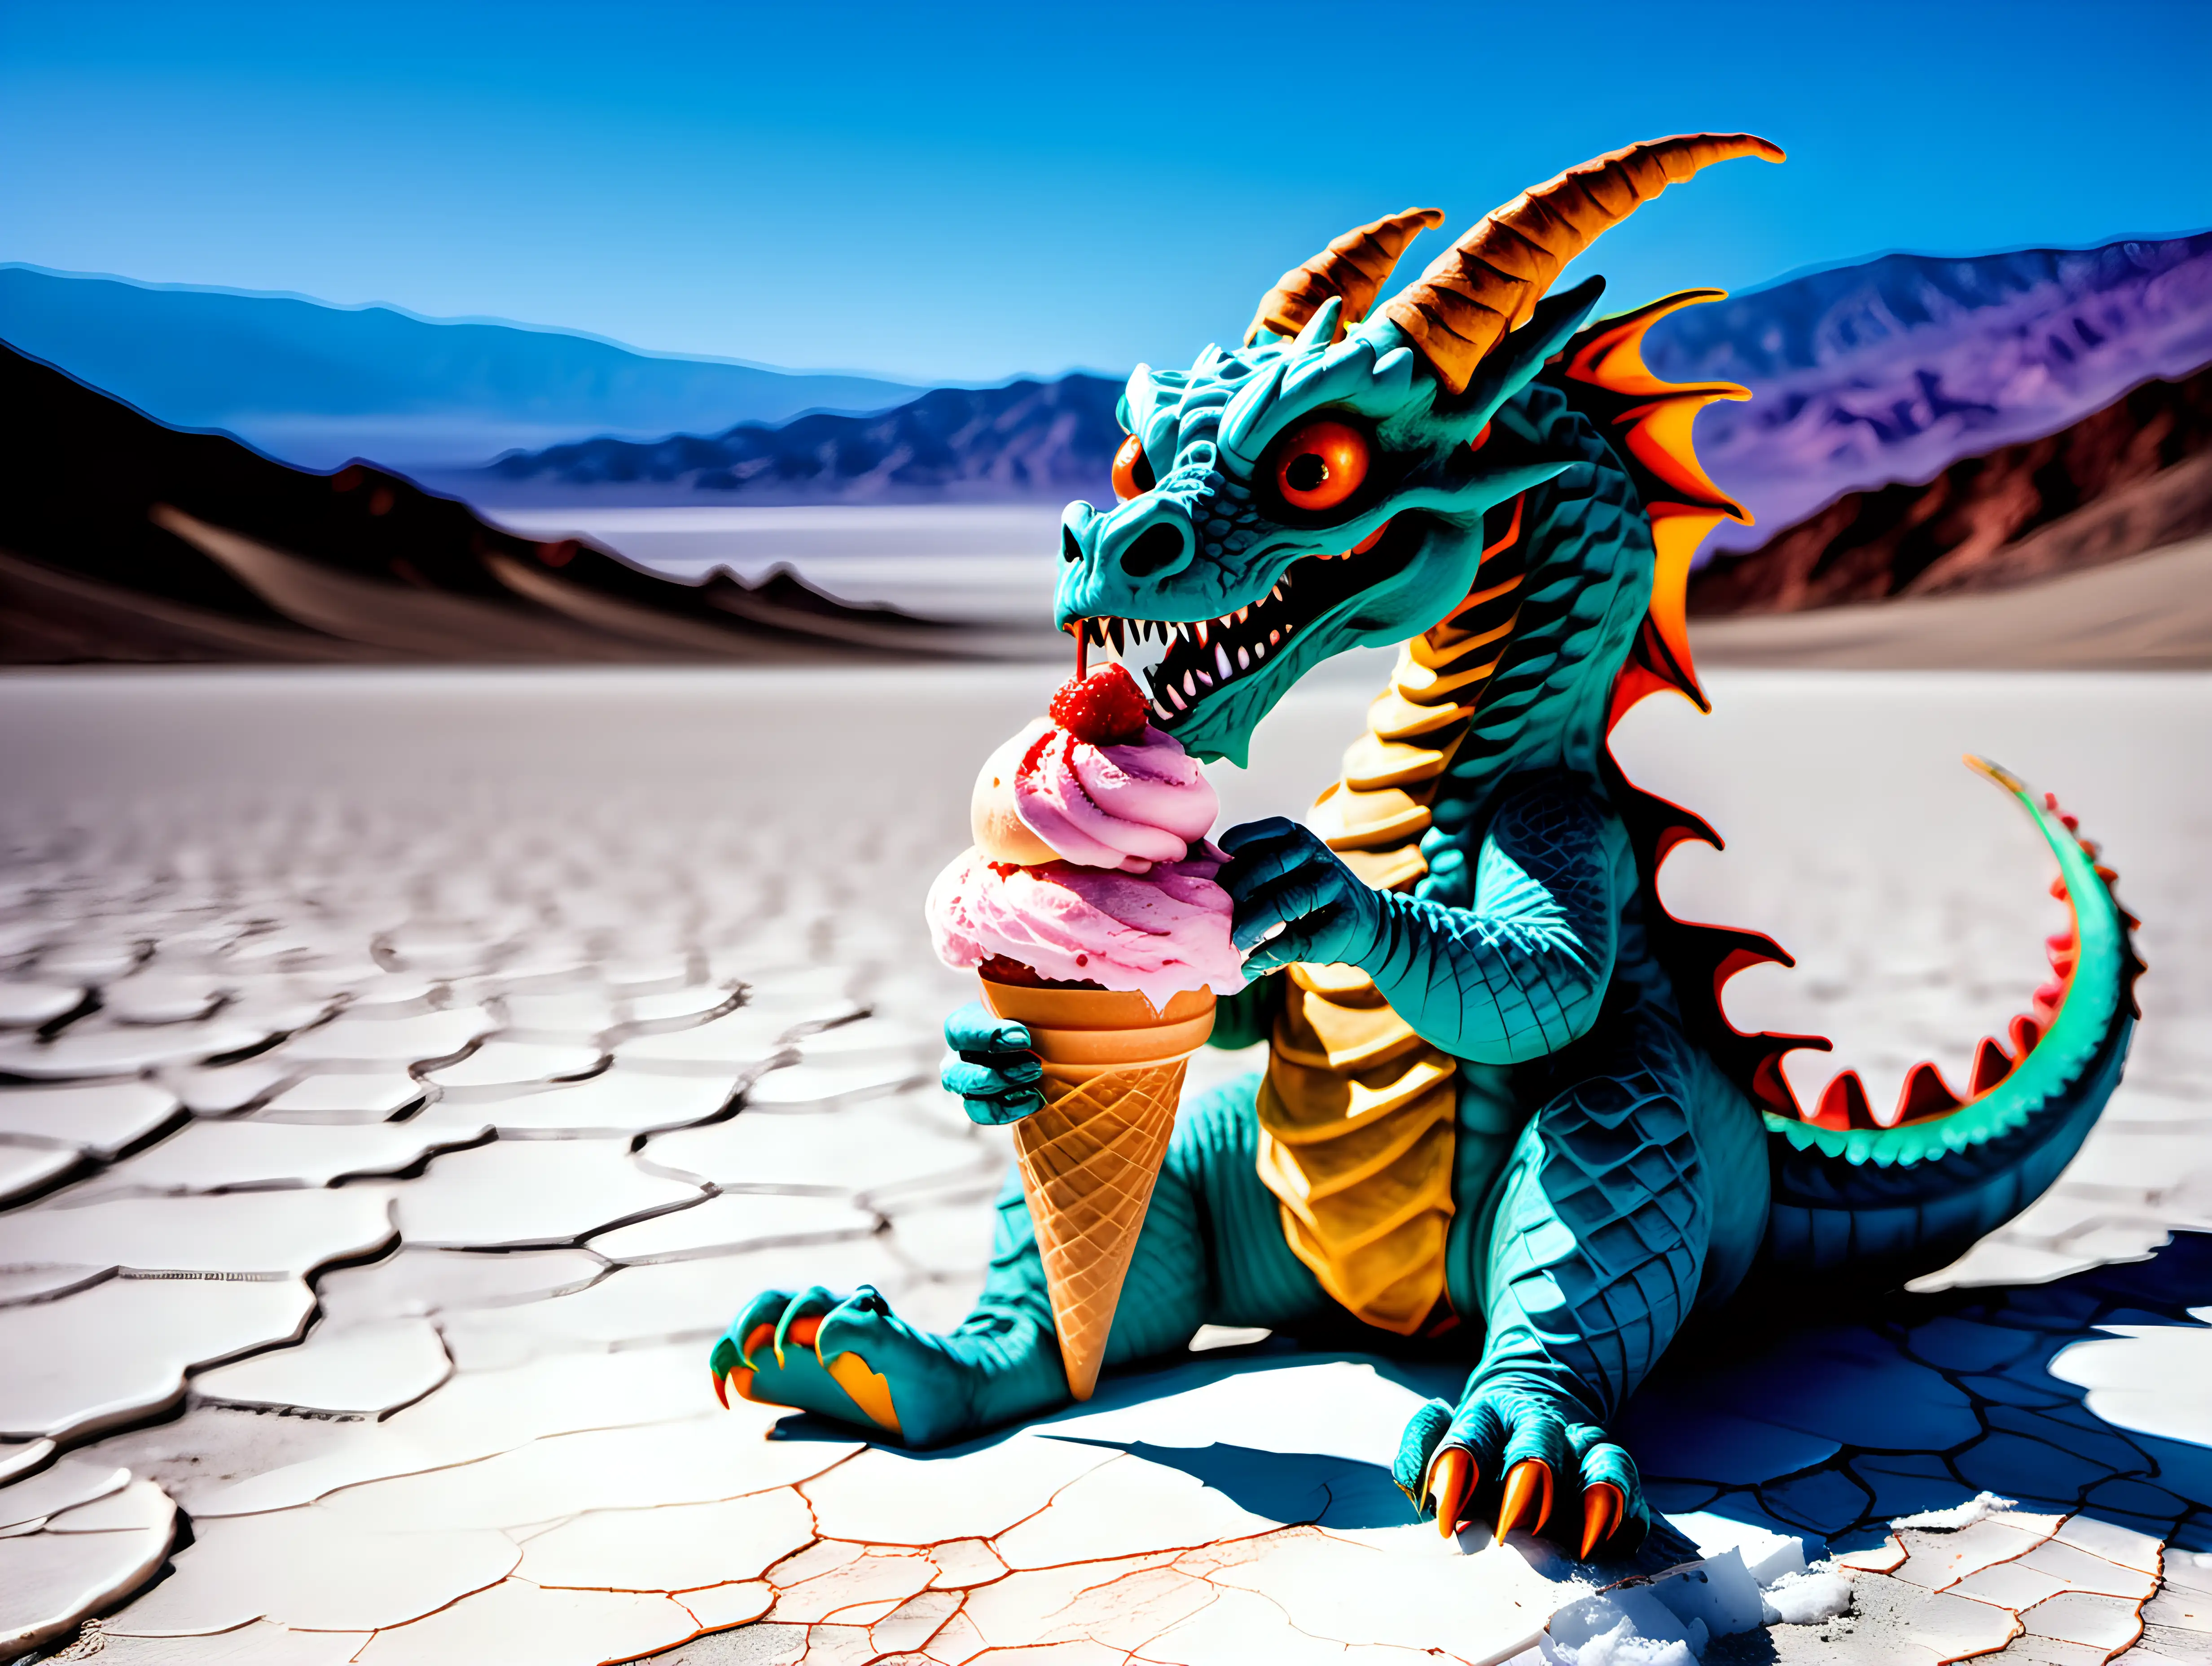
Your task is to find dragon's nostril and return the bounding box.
[1119,522,1185,577]
[1062,526,1082,564]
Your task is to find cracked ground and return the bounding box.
[1,665,2208,1666]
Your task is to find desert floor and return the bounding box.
[0,665,2207,1666]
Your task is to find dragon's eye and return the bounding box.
[1111,434,1157,500]
[1268,417,1370,513]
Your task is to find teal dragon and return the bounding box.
[711,134,2143,1561]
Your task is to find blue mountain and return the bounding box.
[0,266,917,470]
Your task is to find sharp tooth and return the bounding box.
[1182,670,1197,697]
[1268,628,1281,646]
[1168,684,1188,710]
[1236,644,1250,671]
[1194,619,1210,647]
[1214,643,1232,680]
[1253,639,1267,661]
[1269,582,1283,602]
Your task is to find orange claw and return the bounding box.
[1497,1459,1553,1539]
[1580,1481,1623,1558]
[1427,1447,1476,1539]
[711,1371,729,1409]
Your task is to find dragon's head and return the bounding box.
[1054,135,1781,765]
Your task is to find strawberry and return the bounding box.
[1050,662,1150,745]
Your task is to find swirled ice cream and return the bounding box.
[928,665,1246,1012]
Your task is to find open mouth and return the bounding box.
[1074,518,1414,728]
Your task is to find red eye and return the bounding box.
[1111,434,1156,500]
[1270,418,1370,513]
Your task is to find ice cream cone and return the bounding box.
[979,976,1216,1399]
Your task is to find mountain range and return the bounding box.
[1643,231,2212,551]
[0,266,917,470]
[6,230,2210,581]
[464,231,2212,534]
[0,343,1035,665]
[1689,363,2212,613]
[470,375,1125,506]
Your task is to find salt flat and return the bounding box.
[0,665,2207,1664]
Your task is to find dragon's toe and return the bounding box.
[1394,1378,1649,1559]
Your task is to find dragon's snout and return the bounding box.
[1062,496,1197,586]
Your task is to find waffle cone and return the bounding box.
[979,977,1215,1399]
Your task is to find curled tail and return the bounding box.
[1760,759,2144,1281]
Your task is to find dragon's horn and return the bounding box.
[1382,134,1784,395]
[1244,206,1445,346]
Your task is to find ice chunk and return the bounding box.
[1892,1491,2017,1529]
[1761,1569,1854,1626]
[1669,1511,1810,1586]
[1650,1548,1765,1637]
[1544,1590,1704,1664]
[1540,1614,1697,1666]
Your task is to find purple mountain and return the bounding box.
[1641,231,2212,553]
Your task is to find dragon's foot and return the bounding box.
[710,1283,956,1447]
[1392,1378,1648,1560]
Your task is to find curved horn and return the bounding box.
[1245,206,1445,345]
[1382,134,1784,394]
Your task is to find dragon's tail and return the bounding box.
[1758,758,2144,1283]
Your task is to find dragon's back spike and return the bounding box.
[1382,135,1784,395]
[1245,206,1446,346]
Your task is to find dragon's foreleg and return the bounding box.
[714,1073,1332,1445]
[1396,1016,1709,1557]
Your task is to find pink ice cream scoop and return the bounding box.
[929,665,1247,1011]
[927,845,1246,1013]
[990,717,1219,873]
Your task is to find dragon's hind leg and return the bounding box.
[712,1073,1333,1447]
[1398,1025,1715,1558]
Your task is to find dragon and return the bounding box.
[710,134,2143,1561]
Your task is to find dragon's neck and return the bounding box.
[1308,493,1534,894]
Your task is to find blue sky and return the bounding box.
[4,0,2208,384]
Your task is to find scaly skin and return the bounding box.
[715,166,2140,1561]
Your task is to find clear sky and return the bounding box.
[4,0,2208,385]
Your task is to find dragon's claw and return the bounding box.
[1497,1458,1552,1539]
[1580,1481,1624,1559]
[1427,1446,1477,1538]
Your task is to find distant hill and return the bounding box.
[0,266,917,471]
[0,344,1040,665]
[470,374,1124,506]
[1643,231,2212,552]
[1689,364,2212,614]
